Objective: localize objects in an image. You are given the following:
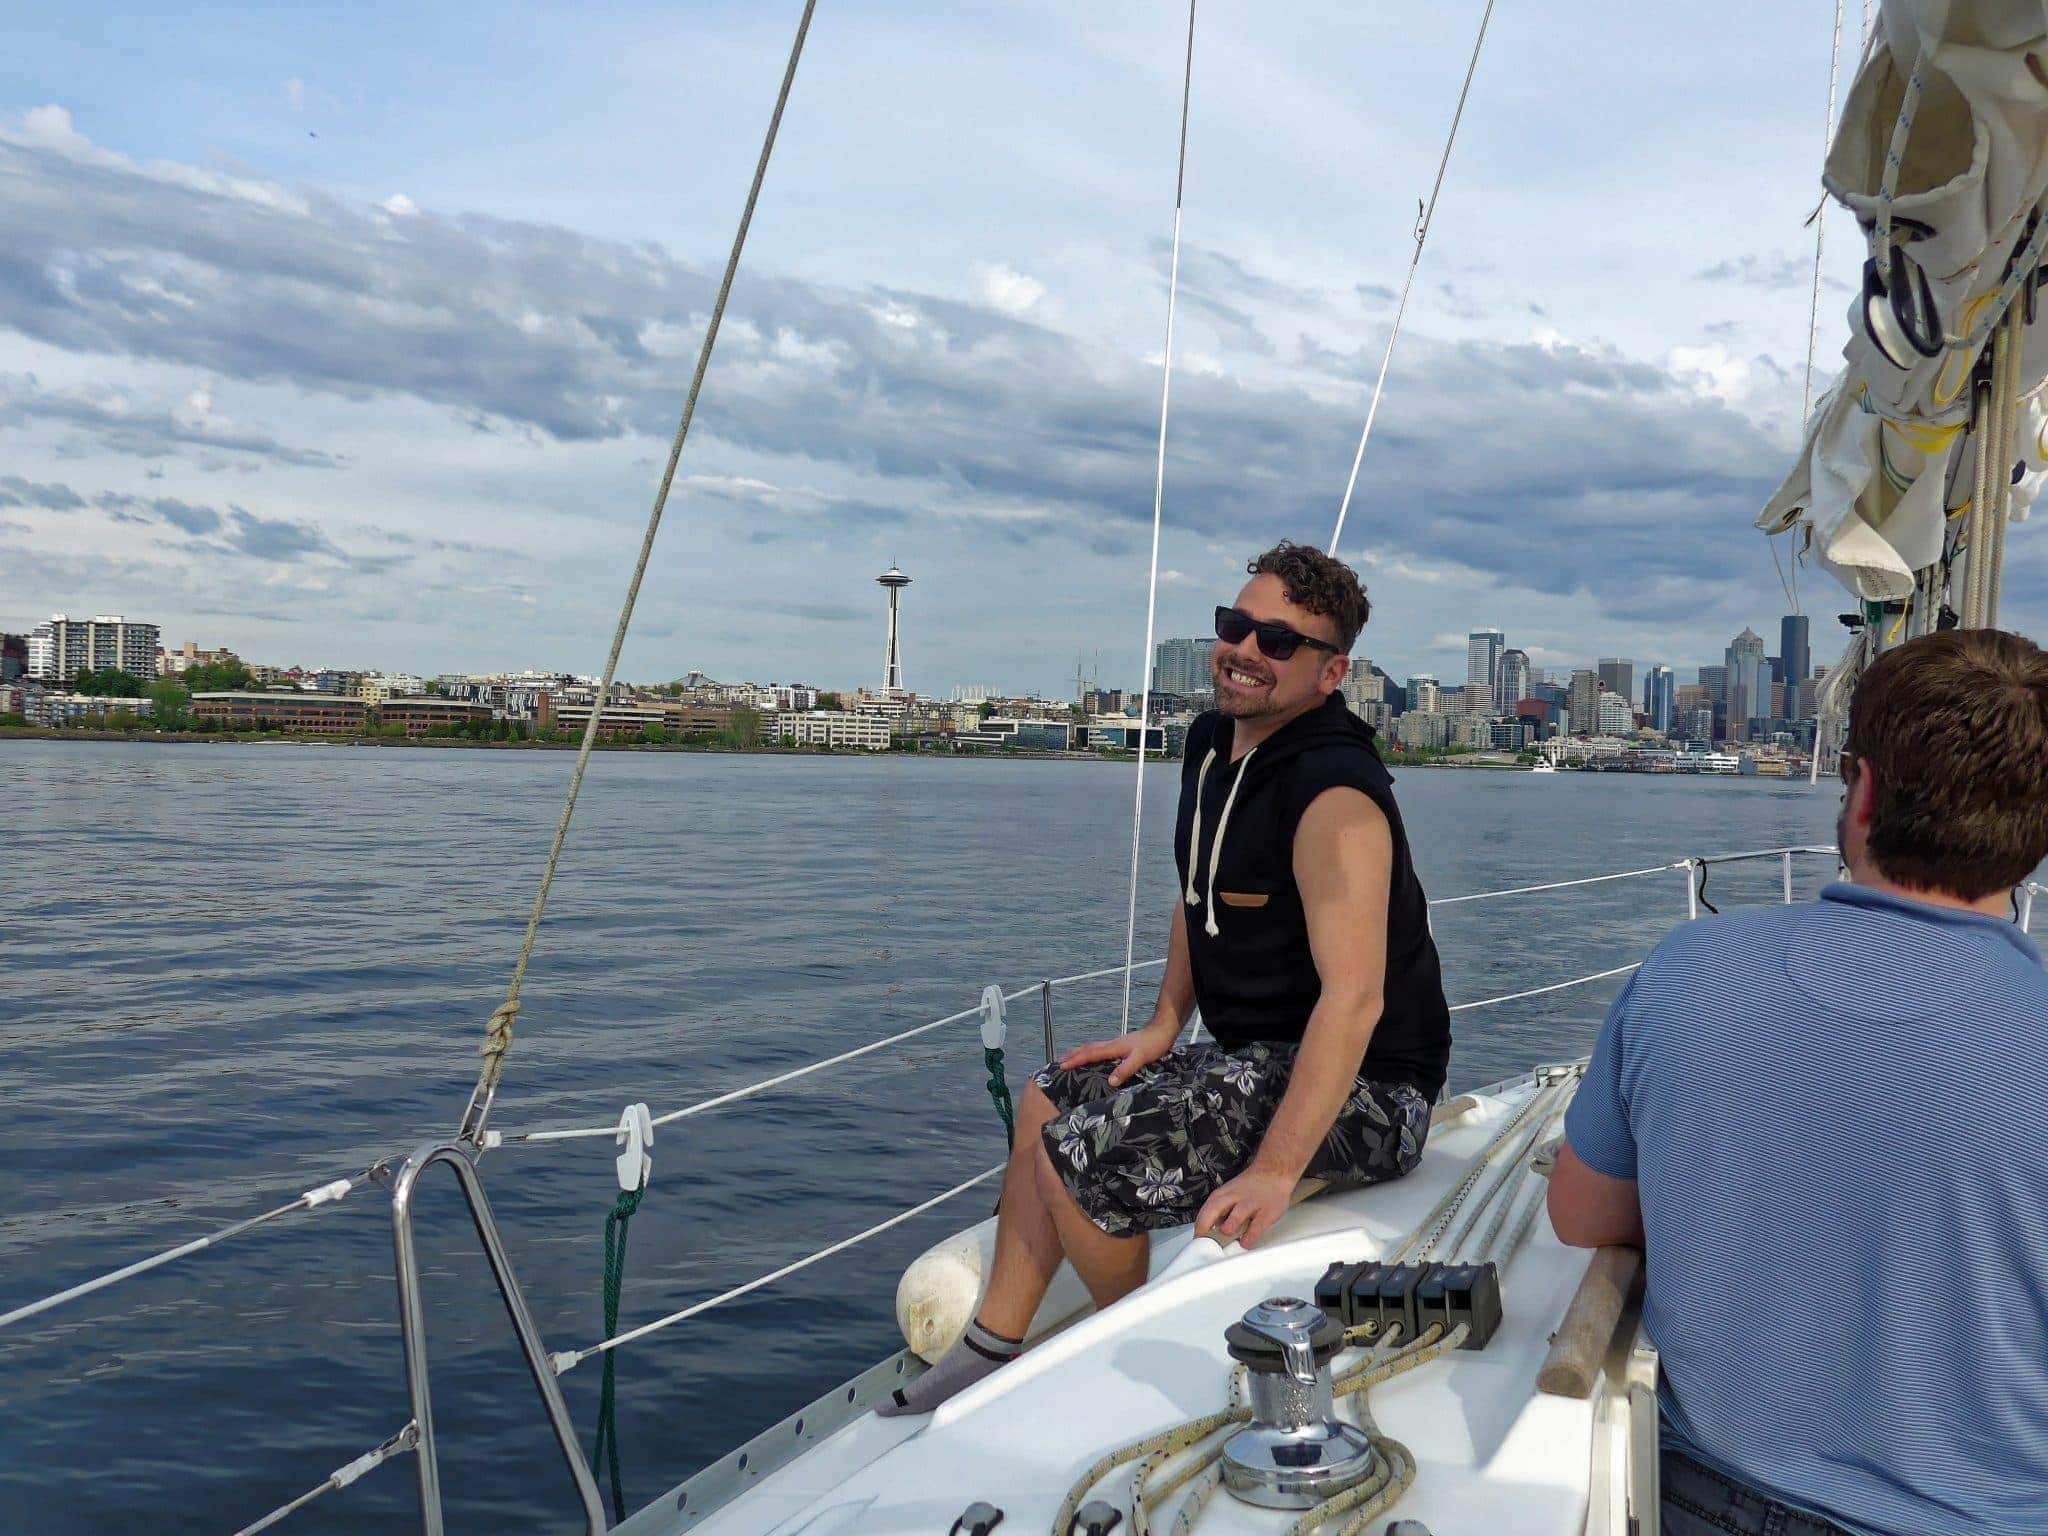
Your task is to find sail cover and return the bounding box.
[1761,0,2048,647]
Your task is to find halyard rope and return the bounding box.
[1120,0,1199,1036]
[461,0,822,1146]
[1329,0,1496,554]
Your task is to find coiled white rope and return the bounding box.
[1120,0,1199,1036]
[1329,0,1496,553]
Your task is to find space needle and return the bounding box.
[876,565,911,694]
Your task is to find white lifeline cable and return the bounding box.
[1329,0,1497,553]
[1120,0,1199,1035]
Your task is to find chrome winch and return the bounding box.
[1218,1296,1383,1509]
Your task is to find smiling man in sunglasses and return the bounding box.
[881,541,1450,1418]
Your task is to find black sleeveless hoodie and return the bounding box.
[1174,693,1451,1100]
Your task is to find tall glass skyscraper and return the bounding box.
[1779,614,1811,690]
[1466,629,1504,705]
[1644,665,1676,734]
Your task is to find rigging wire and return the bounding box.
[1119,0,1199,1035]
[1787,0,1848,621]
[458,0,821,1147]
[1328,0,1496,554]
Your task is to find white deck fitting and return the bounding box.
[647,1078,1608,1536]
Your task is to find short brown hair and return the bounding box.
[1846,629,2048,899]
[1247,541,1371,652]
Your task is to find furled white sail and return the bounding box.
[1762,0,2048,683]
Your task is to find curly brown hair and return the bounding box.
[1246,541,1371,652]
[1846,629,2048,899]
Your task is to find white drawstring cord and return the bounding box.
[1182,747,1216,906]
[1202,749,1258,937]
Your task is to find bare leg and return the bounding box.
[1035,1139,1149,1309]
[975,1082,1066,1339]
[877,1085,1063,1416]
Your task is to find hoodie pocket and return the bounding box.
[1217,891,1270,909]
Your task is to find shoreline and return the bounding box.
[0,726,1530,768]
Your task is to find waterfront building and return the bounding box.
[27,614,161,684]
[2,633,27,682]
[1340,665,1383,716]
[20,691,155,726]
[1496,649,1530,712]
[160,641,240,677]
[1151,637,1210,696]
[1644,665,1676,734]
[1597,690,1633,735]
[1466,629,1504,715]
[377,698,494,736]
[776,710,891,751]
[1568,669,1600,735]
[877,566,911,694]
[539,695,734,740]
[1406,674,1441,715]
[1490,718,1535,750]
[354,674,427,705]
[1083,716,1166,753]
[1684,703,1716,743]
[1462,683,1493,718]
[192,692,365,734]
[1779,614,1811,691]
[1393,711,1452,750]
[1597,658,1635,705]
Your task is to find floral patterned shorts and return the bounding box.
[1031,1040,1430,1237]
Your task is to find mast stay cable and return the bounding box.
[1119,0,1199,1034]
[1785,0,1848,620]
[458,0,822,1147]
[1328,0,1496,554]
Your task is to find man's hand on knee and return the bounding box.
[1056,1013,1179,1087]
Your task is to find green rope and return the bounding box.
[983,1045,1016,1148]
[591,1185,643,1525]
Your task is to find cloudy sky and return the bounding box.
[3,0,2038,695]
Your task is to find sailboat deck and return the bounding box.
[630,1077,1628,1536]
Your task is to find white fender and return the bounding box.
[895,1213,1202,1363]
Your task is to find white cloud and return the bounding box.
[975,264,1045,315]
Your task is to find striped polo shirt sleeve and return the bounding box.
[1563,971,1642,1181]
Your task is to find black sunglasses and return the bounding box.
[1214,605,1340,662]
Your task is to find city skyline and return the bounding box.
[6,593,1836,705]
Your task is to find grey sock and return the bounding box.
[876,1319,1021,1417]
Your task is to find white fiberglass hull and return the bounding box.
[626,1071,1644,1536]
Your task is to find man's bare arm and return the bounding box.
[1250,787,1391,1182]
[1149,898,1197,1032]
[1546,1144,1645,1248]
[1194,787,1390,1246]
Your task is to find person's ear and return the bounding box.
[1846,759,1876,829]
[1322,653,1350,694]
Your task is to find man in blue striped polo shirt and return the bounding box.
[1549,629,2048,1536]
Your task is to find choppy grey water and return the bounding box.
[0,741,1840,1533]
